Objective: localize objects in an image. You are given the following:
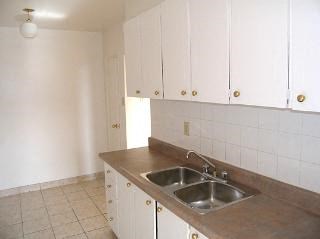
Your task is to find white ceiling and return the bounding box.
[0,0,125,32]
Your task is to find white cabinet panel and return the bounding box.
[124,17,142,97]
[161,0,191,100]
[230,0,289,108]
[189,227,208,239]
[189,0,230,104]
[134,186,156,239]
[157,203,189,239]
[291,0,320,112]
[140,6,163,99]
[117,173,135,239]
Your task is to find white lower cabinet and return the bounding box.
[104,163,208,239]
[117,173,135,239]
[157,203,190,239]
[189,227,209,239]
[134,186,156,239]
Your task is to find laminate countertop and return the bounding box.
[99,146,320,239]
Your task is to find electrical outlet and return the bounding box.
[184,122,190,136]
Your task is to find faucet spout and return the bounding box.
[186,150,216,172]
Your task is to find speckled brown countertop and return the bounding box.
[99,140,320,239]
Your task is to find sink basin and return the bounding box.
[144,167,204,188]
[174,181,249,213]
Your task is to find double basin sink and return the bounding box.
[141,167,254,214]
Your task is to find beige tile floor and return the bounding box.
[0,179,117,239]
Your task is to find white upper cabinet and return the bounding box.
[124,17,142,97]
[291,0,320,112]
[161,0,191,100]
[230,0,289,108]
[140,5,163,99]
[189,0,230,104]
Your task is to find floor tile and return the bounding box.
[62,184,83,194]
[23,228,55,239]
[53,221,84,239]
[81,180,104,190]
[79,215,108,232]
[71,200,100,220]
[49,211,78,227]
[0,223,23,239]
[0,212,22,227]
[65,234,88,239]
[22,207,48,222]
[0,195,20,207]
[22,217,51,235]
[47,202,72,216]
[86,227,115,239]
[21,198,45,211]
[66,191,89,202]
[85,187,105,197]
[0,204,21,216]
[43,194,69,206]
[42,187,64,198]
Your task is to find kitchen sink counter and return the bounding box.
[99,139,320,239]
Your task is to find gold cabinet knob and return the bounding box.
[192,90,198,96]
[157,206,163,213]
[109,217,113,221]
[107,185,112,188]
[136,90,141,94]
[297,94,306,103]
[181,90,187,96]
[192,233,199,239]
[233,90,240,97]
[146,200,152,206]
[108,200,112,204]
[106,170,111,174]
[154,90,160,96]
[127,182,131,187]
[112,124,120,129]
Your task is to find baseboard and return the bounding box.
[0,171,105,198]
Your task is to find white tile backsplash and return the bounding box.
[150,100,320,193]
[257,152,277,178]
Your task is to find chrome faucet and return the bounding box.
[186,150,217,177]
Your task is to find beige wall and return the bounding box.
[125,0,164,20]
[0,27,107,190]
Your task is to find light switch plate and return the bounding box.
[184,122,190,136]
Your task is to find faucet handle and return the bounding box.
[202,164,210,174]
[221,171,228,181]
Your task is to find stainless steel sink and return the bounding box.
[174,181,250,214]
[142,167,204,189]
[141,166,255,214]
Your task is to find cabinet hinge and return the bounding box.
[286,90,291,106]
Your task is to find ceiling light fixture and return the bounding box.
[20,8,38,38]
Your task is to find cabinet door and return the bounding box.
[291,0,320,112]
[157,203,189,239]
[117,173,135,239]
[230,0,289,108]
[189,227,208,239]
[105,56,127,152]
[189,0,230,104]
[161,0,191,100]
[140,5,163,99]
[134,187,156,239]
[124,17,142,97]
